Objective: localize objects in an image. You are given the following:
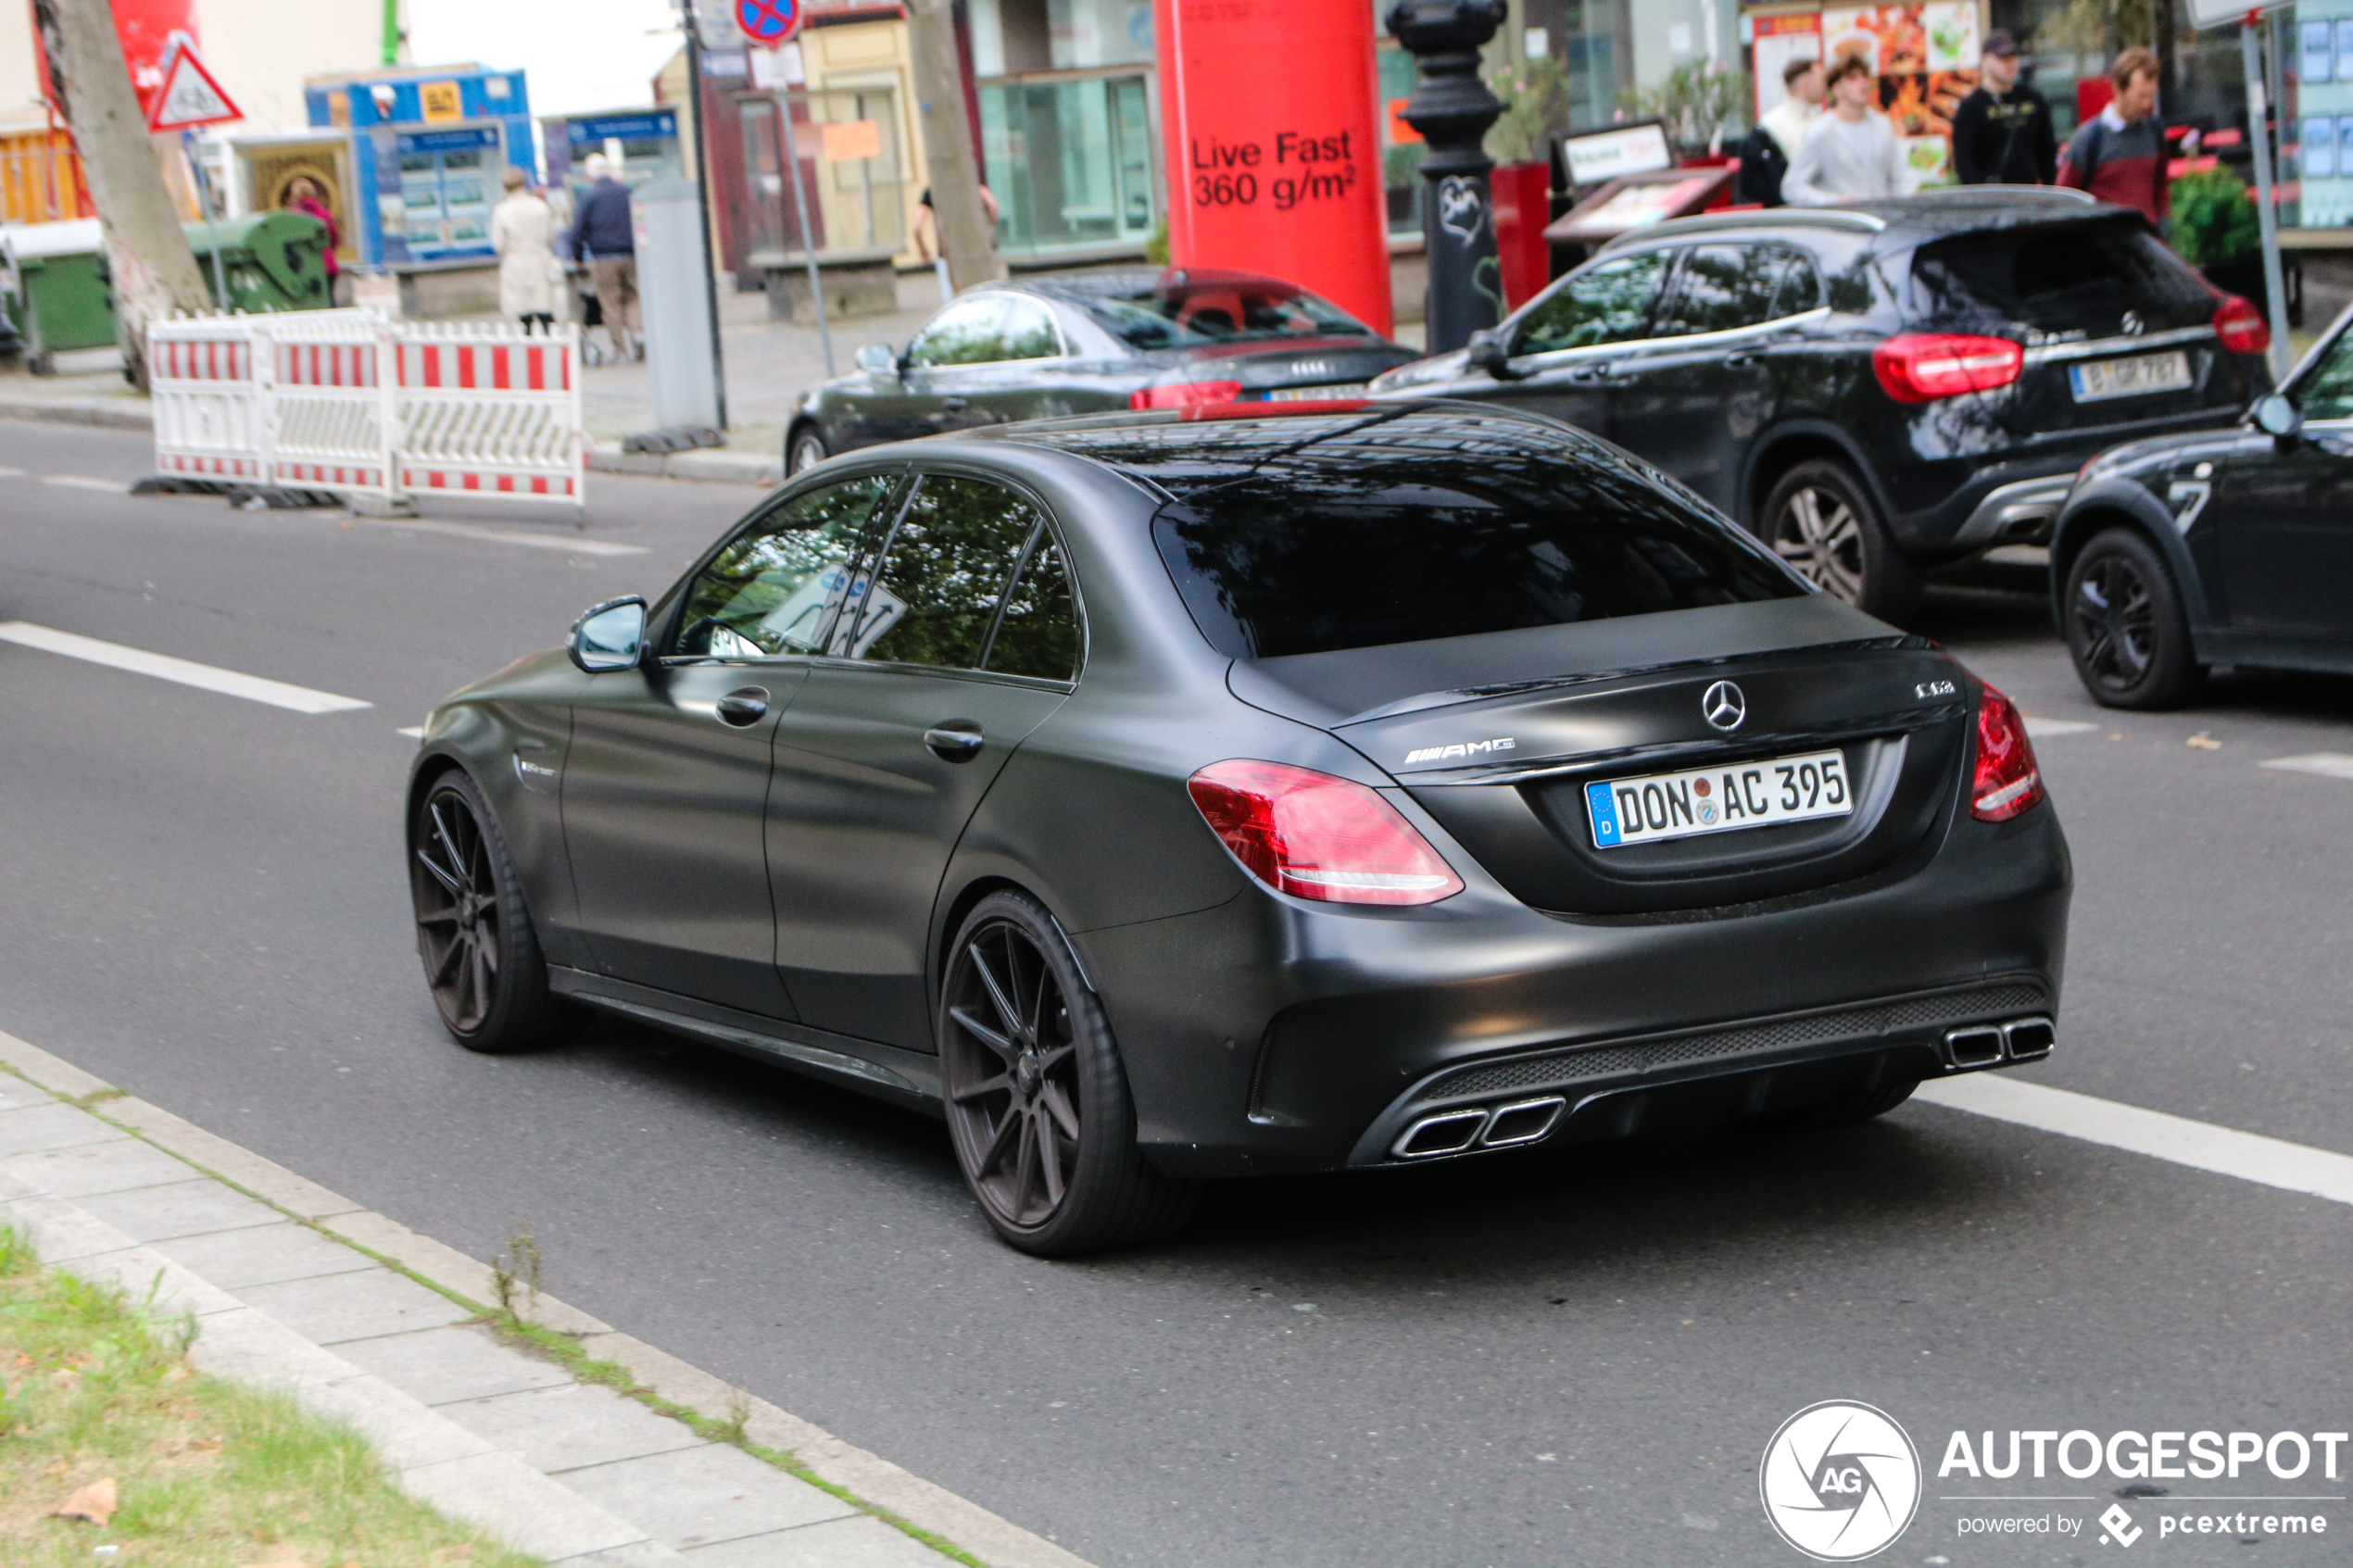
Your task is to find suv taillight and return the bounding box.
[1133,380,1244,410]
[1871,333,2024,403]
[2214,294,2270,356]
[1970,684,2045,822]
[1187,759,1464,906]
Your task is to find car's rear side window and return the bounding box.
[1910,220,2214,332]
[1151,459,1805,659]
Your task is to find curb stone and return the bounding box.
[0,1027,1095,1568]
[0,399,777,488]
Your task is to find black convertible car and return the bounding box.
[781,268,1416,476]
[409,403,2070,1255]
[2053,304,2353,708]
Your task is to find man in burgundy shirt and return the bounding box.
[2057,47,2169,225]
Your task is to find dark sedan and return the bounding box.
[409,403,2070,1257]
[1371,190,2268,623]
[2054,305,2353,708]
[781,268,1416,475]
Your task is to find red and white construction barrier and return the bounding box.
[147,312,584,507]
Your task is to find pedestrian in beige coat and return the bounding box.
[490,168,560,329]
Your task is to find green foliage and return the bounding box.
[1486,55,1570,167]
[2170,168,2260,267]
[1617,61,1751,159]
[1384,142,1423,188]
[1144,219,1170,267]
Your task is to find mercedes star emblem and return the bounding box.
[1702,680,1746,731]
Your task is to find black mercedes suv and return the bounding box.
[1372,190,2270,622]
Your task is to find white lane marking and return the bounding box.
[397,726,426,738]
[0,621,372,714]
[349,516,647,557]
[0,465,26,477]
[40,475,127,493]
[2260,752,2353,782]
[1916,1074,2353,1207]
[2023,717,2097,738]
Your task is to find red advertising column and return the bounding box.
[1156,0,1393,335]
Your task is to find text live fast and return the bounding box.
[1188,131,1363,211]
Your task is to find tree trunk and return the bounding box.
[32,0,211,392]
[906,0,1004,292]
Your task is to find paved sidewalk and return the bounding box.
[0,1029,1091,1568]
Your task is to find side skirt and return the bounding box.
[547,968,944,1116]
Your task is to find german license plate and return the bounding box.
[2069,350,2191,402]
[1586,748,1853,849]
[1265,383,1369,401]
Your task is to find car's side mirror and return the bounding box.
[855,343,898,374]
[570,596,648,672]
[1465,330,1520,382]
[2254,391,2302,443]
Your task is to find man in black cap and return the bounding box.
[1950,31,2057,185]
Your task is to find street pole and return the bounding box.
[32,0,212,391]
[775,93,835,376]
[676,0,730,428]
[1386,0,1507,354]
[182,131,228,307]
[2241,17,2291,382]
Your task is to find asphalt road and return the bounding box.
[3,419,2348,1568]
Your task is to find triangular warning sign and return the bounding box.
[146,43,241,132]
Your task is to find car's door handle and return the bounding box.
[1721,352,1761,369]
[940,396,969,412]
[924,721,985,762]
[714,685,770,727]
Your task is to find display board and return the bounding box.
[1756,3,1984,187]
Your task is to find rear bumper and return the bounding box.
[1078,803,2071,1179]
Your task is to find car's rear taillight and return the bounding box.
[1970,684,2045,822]
[1132,380,1245,410]
[1871,333,2024,403]
[2214,294,2270,356]
[1187,759,1464,906]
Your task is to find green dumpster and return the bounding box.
[0,219,116,375]
[182,212,333,314]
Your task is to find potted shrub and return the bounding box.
[1485,56,1568,310]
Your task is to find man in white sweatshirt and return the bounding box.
[1782,53,1916,207]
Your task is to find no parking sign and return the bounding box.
[736,0,801,45]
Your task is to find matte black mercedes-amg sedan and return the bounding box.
[407,403,2071,1255]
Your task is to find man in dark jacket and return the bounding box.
[1950,31,2057,185]
[567,155,640,360]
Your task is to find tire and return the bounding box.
[1760,458,1921,624]
[2061,526,2206,710]
[786,424,829,476]
[939,891,1199,1257]
[408,770,583,1055]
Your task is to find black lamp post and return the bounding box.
[1384,0,1507,354]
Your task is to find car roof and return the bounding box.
[1597,188,2133,256]
[971,400,1642,498]
[1008,266,1325,305]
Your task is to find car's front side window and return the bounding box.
[837,473,1047,669]
[1513,252,1671,356]
[907,297,1011,368]
[674,474,897,659]
[2296,332,2353,421]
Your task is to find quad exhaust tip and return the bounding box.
[1390,1096,1568,1160]
[1944,1015,2057,1070]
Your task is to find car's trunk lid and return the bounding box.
[1231,598,1970,915]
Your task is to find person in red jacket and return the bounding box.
[2057,47,2169,225]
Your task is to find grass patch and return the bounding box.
[0,1225,542,1568]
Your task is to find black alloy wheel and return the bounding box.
[409,771,580,1054]
[2062,526,2204,709]
[786,425,828,476]
[1760,458,1921,624]
[940,891,1197,1256]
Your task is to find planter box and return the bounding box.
[1491,162,1554,310]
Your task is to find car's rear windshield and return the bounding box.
[1080,278,1373,351]
[1150,454,1806,659]
[1909,219,2215,332]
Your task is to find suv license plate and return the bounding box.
[2070,351,2191,402]
[1586,749,1853,849]
[1265,383,1369,401]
